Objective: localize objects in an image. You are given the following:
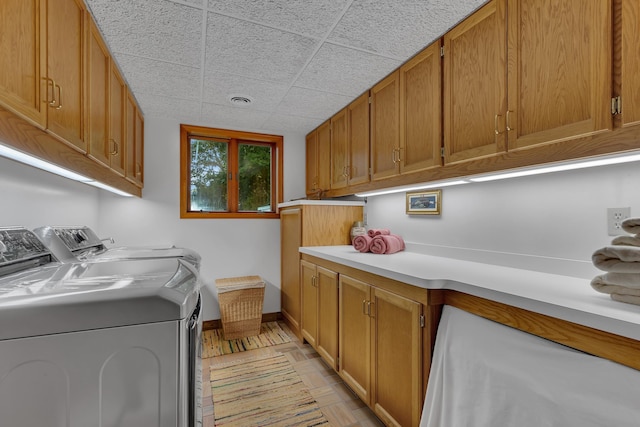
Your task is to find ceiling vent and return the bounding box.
[228,95,253,106]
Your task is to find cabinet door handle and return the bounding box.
[362,299,367,315]
[506,110,513,131]
[367,301,373,317]
[494,114,503,135]
[43,77,56,105]
[52,83,63,110]
[110,139,118,155]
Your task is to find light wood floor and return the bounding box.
[201,321,385,427]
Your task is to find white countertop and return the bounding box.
[278,199,365,208]
[299,245,640,341]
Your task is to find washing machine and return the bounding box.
[33,225,201,270]
[0,227,202,427]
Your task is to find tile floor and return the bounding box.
[201,322,385,427]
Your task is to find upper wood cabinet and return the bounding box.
[506,0,612,151]
[87,18,111,168]
[443,0,507,164]
[109,62,126,176]
[620,0,640,128]
[47,0,87,152]
[125,92,144,187]
[305,131,318,195]
[330,108,348,189]
[399,41,443,174]
[371,71,400,180]
[347,92,370,186]
[0,0,47,127]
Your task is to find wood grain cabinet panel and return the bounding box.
[443,0,507,164]
[399,41,442,174]
[371,71,400,180]
[347,92,370,186]
[330,108,349,190]
[0,0,47,127]
[280,204,362,340]
[87,18,110,168]
[305,130,318,196]
[109,62,126,176]
[46,0,86,152]
[506,0,612,150]
[620,0,640,128]
[301,261,339,370]
[125,93,144,187]
[339,275,423,427]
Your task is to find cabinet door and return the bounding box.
[330,108,348,190]
[621,0,640,127]
[371,287,422,427]
[443,0,506,164]
[317,119,331,192]
[506,0,612,150]
[400,42,442,174]
[300,260,318,348]
[125,92,137,183]
[0,0,46,127]
[371,71,400,180]
[347,92,370,186]
[316,266,338,370]
[109,63,126,176]
[46,0,86,151]
[280,208,302,338]
[305,130,318,195]
[339,275,371,404]
[87,18,110,168]
[134,109,144,185]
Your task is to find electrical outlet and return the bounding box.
[607,207,631,236]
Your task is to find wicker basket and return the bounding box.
[215,275,265,340]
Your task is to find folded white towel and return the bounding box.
[622,217,640,234]
[610,293,640,305]
[591,281,640,297]
[592,246,640,272]
[611,234,640,247]
[591,272,640,290]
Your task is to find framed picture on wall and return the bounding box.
[406,190,441,215]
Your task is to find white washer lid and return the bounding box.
[0,258,200,340]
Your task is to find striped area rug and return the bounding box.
[202,321,292,357]
[210,353,329,426]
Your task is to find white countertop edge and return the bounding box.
[299,245,640,342]
[278,200,365,208]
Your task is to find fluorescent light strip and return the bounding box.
[0,144,133,197]
[355,151,640,197]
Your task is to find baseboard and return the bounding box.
[203,312,282,331]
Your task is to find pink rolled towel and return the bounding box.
[370,234,405,254]
[353,235,373,253]
[368,228,390,237]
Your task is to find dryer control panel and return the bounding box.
[0,227,52,270]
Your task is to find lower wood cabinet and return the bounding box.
[339,274,423,427]
[300,260,339,370]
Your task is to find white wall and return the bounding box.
[0,156,100,228]
[97,117,307,321]
[365,161,640,279]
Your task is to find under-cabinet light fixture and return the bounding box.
[355,151,640,197]
[0,143,134,197]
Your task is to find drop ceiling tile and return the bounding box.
[328,0,485,58]
[296,43,401,97]
[203,72,289,112]
[136,93,202,122]
[275,87,352,119]
[116,55,201,100]
[200,103,272,130]
[206,0,349,38]
[261,113,324,135]
[205,13,318,84]
[85,0,202,67]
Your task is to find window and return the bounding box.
[180,125,283,218]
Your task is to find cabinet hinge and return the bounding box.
[440,147,445,158]
[440,46,445,57]
[611,96,622,115]
[419,314,425,328]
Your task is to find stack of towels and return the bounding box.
[352,228,405,255]
[591,217,640,305]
